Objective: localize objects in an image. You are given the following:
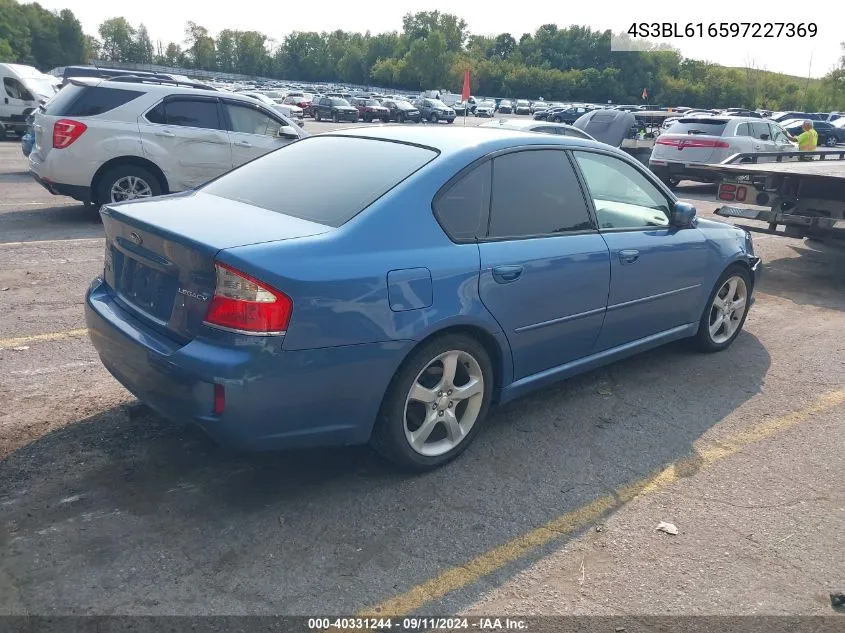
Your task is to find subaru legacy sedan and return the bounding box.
[85,127,760,471]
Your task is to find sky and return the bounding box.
[36,0,842,79]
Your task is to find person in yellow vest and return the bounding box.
[790,120,818,152]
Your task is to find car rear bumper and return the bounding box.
[85,277,410,451]
[649,160,719,183]
[30,171,92,202]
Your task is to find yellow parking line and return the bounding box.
[0,328,88,349]
[358,389,845,617]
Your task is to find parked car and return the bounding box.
[352,97,391,123]
[474,100,496,117]
[28,77,307,207]
[533,106,564,121]
[453,101,468,116]
[547,106,589,124]
[382,99,421,123]
[650,116,794,187]
[780,119,843,146]
[497,100,514,114]
[770,111,819,122]
[1,63,59,138]
[283,94,314,116]
[84,125,760,471]
[313,96,359,122]
[529,101,548,114]
[478,118,595,140]
[514,100,532,115]
[414,98,456,123]
[20,111,35,157]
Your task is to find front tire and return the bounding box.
[825,136,837,147]
[694,265,752,352]
[315,111,322,122]
[430,113,439,123]
[96,165,162,205]
[332,111,339,123]
[371,334,493,471]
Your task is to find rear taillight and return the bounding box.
[656,137,730,149]
[52,119,87,149]
[204,263,292,334]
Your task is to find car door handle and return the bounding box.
[3,97,7,104]
[155,130,175,138]
[492,265,523,284]
[618,249,640,264]
[235,140,252,147]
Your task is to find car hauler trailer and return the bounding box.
[701,149,845,243]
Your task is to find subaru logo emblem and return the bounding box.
[129,232,142,245]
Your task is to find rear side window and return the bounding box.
[735,123,752,137]
[44,85,142,116]
[202,136,438,227]
[145,99,222,130]
[751,122,771,139]
[489,150,593,238]
[434,161,492,241]
[670,118,728,136]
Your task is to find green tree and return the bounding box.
[402,11,466,52]
[56,10,85,65]
[135,24,154,63]
[184,21,215,70]
[98,17,136,62]
[404,31,448,89]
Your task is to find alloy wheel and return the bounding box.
[110,176,152,202]
[708,275,748,344]
[403,350,484,457]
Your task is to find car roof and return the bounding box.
[326,125,608,158]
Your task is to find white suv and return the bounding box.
[29,77,308,206]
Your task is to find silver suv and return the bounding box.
[649,116,796,187]
[29,77,307,207]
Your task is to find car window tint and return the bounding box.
[163,99,221,129]
[489,150,593,238]
[434,161,491,240]
[203,136,438,227]
[226,103,281,136]
[573,151,670,230]
[145,102,165,124]
[735,123,752,137]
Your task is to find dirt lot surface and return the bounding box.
[1,121,844,618]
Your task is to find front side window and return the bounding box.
[434,161,491,241]
[751,122,771,139]
[573,151,670,230]
[488,150,593,238]
[148,99,222,130]
[3,77,31,101]
[226,103,282,136]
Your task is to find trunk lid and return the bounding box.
[100,191,332,341]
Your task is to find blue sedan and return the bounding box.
[85,126,761,471]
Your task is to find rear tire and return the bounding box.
[397,112,404,123]
[332,112,339,123]
[825,136,837,147]
[694,265,752,353]
[370,334,493,471]
[96,165,162,205]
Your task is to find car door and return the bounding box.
[572,150,708,351]
[473,149,611,380]
[139,96,232,191]
[750,121,778,159]
[769,123,796,151]
[223,100,298,167]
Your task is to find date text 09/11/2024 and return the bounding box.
[307,617,528,631]
[627,22,817,39]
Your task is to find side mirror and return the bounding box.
[278,125,299,139]
[670,201,697,228]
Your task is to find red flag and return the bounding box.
[641,87,648,100]
[461,69,471,102]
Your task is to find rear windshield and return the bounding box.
[668,118,729,136]
[44,84,143,117]
[202,136,438,227]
